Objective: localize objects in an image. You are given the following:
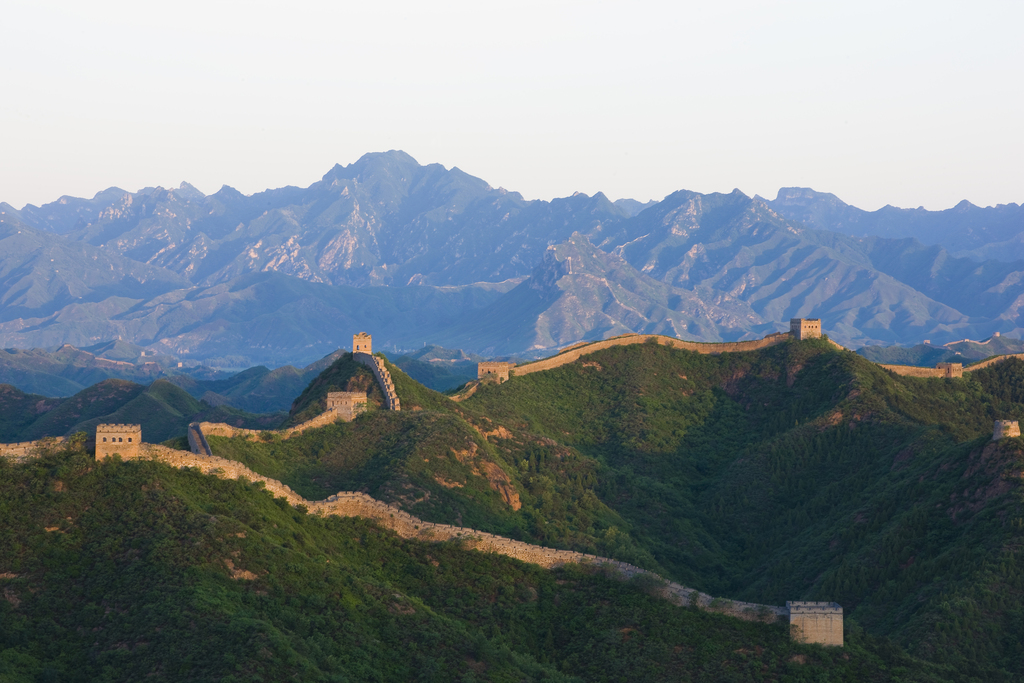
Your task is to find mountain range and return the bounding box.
[2,150,1023,363]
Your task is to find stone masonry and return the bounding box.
[993,420,1020,440]
[790,318,822,340]
[354,351,400,410]
[478,361,515,383]
[512,332,794,377]
[787,602,844,647]
[352,332,372,355]
[881,362,964,378]
[0,437,68,462]
[326,391,368,421]
[95,424,142,460]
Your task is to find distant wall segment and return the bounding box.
[0,437,68,462]
[512,332,793,377]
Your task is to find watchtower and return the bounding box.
[326,391,368,421]
[787,601,843,647]
[478,361,515,383]
[790,318,822,340]
[353,332,372,356]
[95,424,142,461]
[936,362,963,378]
[993,420,1020,440]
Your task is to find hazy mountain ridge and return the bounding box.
[2,152,1024,361]
[764,186,1024,261]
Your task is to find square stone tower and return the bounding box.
[790,318,822,340]
[326,391,368,421]
[936,362,963,378]
[787,601,843,646]
[95,424,142,461]
[478,361,515,383]
[993,420,1020,440]
[353,332,372,355]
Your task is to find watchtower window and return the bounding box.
[102,437,107,442]
[127,438,132,442]
[118,437,123,442]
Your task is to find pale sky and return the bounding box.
[1,0,1021,211]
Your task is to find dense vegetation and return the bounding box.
[202,340,1024,679]
[0,442,966,681]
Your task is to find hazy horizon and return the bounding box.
[2,0,1021,212]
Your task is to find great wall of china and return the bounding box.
[13,321,1024,648]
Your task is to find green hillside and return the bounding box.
[202,339,1024,678]
[1,379,284,445]
[0,443,961,681]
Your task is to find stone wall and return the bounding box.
[107,443,793,627]
[0,437,68,462]
[355,353,401,410]
[512,332,792,377]
[188,410,346,454]
[878,362,963,378]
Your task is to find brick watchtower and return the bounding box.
[993,420,1020,440]
[326,391,368,421]
[787,601,843,646]
[95,424,142,460]
[353,332,372,355]
[790,318,822,340]
[478,361,515,383]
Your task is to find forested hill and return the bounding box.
[2,442,959,682]
[195,339,1024,679]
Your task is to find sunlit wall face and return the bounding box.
[1,0,1021,212]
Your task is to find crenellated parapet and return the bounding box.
[0,437,68,462]
[354,352,400,410]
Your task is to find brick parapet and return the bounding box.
[513,332,792,377]
[354,352,401,411]
[0,437,68,461]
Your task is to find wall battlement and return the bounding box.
[0,437,68,461]
[512,332,793,377]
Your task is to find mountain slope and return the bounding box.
[0,445,949,681]
[199,338,1024,677]
[765,187,1024,261]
